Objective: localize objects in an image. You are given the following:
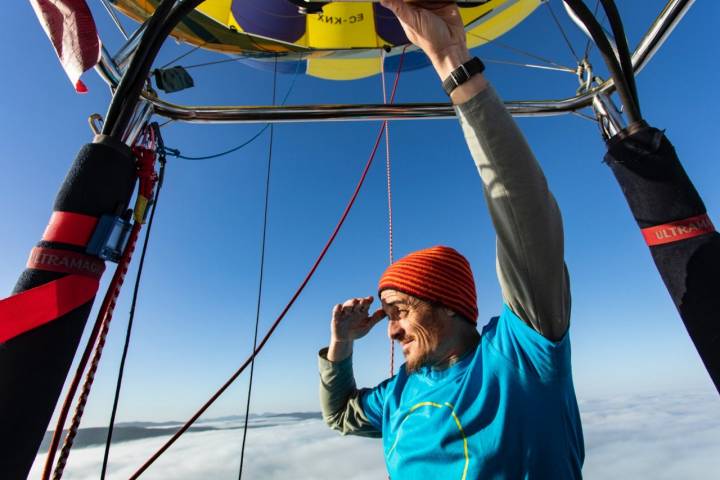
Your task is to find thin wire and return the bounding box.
[100,135,166,480]
[165,126,270,161]
[570,110,599,122]
[99,0,129,40]
[468,32,573,71]
[584,0,603,59]
[238,55,278,480]
[482,58,576,73]
[182,55,246,71]
[158,43,205,70]
[545,0,581,62]
[181,50,306,71]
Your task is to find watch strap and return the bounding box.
[441,57,486,96]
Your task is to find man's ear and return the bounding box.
[442,307,457,319]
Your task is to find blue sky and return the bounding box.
[1,0,718,434]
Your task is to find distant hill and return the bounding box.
[40,412,322,452]
[38,425,218,452]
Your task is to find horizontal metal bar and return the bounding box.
[95,0,693,123]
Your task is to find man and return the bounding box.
[318,1,584,478]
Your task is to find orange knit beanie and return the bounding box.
[378,246,478,323]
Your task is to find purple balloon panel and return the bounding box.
[231,0,306,44]
[373,4,409,46]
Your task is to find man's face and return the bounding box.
[380,289,449,372]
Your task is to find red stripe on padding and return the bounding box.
[0,275,99,343]
[641,214,716,246]
[27,247,105,278]
[42,211,98,247]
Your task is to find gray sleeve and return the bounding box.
[456,86,570,341]
[318,348,382,438]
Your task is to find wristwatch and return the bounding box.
[441,57,486,96]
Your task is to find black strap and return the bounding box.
[442,57,485,96]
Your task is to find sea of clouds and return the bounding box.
[31,391,719,479]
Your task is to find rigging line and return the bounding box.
[570,109,599,122]
[128,50,407,480]
[181,51,308,71]
[482,58,576,73]
[99,127,167,480]
[545,0,581,63]
[467,32,572,71]
[238,55,278,480]
[158,42,206,70]
[182,55,247,71]
[380,51,394,267]
[584,0,602,58]
[167,126,270,160]
[99,0,129,40]
[380,49,396,377]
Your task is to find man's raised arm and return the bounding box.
[382,0,570,340]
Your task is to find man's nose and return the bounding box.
[388,320,403,340]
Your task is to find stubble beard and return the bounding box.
[403,317,443,373]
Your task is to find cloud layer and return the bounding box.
[31,391,720,479]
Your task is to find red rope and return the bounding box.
[381,49,408,377]
[128,50,408,479]
[50,222,142,480]
[42,146,158,480]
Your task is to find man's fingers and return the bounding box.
[342,298,357,310]
[381,0,414,25]
[370,308,387,324]
[356,296,373,312]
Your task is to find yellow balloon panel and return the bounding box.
[306,3,379,49]
[110,0,541,80]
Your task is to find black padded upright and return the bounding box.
[0,136,136,479]
[605,124,720,393]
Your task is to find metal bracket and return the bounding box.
[86,213,133,263]
[88,114,104,136]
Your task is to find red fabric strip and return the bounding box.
[29,0,101,92]
[0,275,98,343]
[42,211,98,247]
[27,247,105,279]
[642,214,716,246]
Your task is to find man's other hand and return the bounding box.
[332,296,386,343]
[328,296,386,362]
